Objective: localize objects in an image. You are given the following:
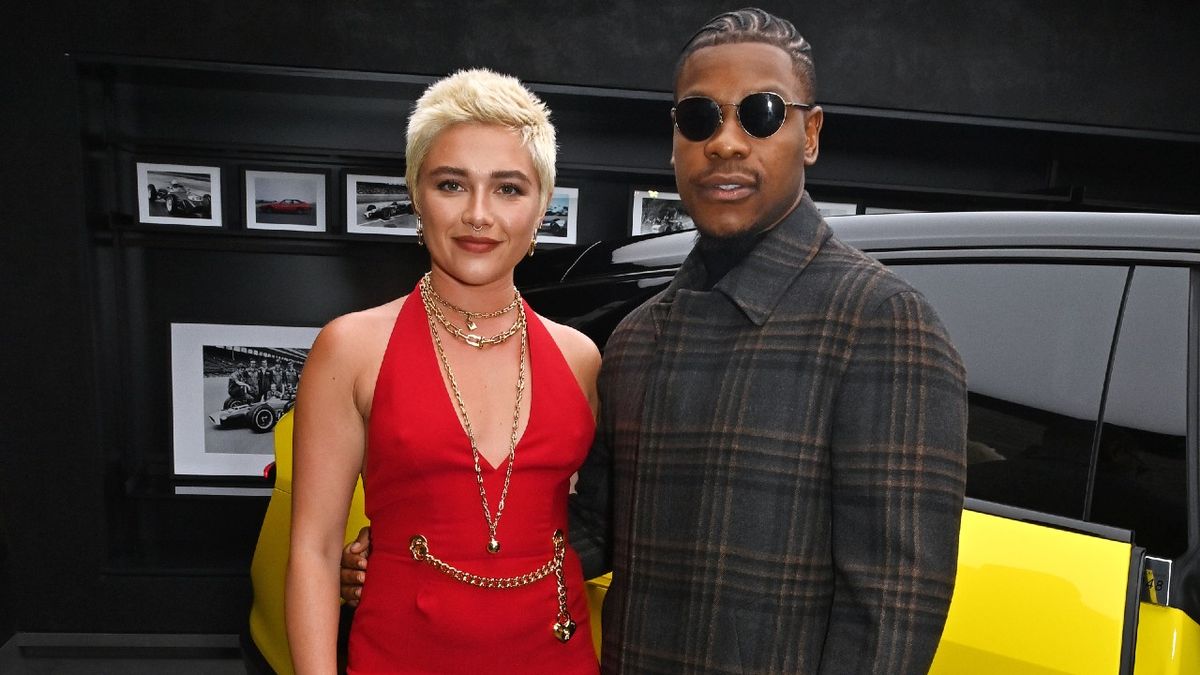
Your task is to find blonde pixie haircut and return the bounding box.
[406,68,557,213]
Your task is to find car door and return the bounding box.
[885,258,1196,673]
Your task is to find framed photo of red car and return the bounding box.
[170,322,318,477]
[137,162,222,227]
[345,172,417,236]
[538,186,579,244]
[244,169,327,232]
[631,189,695,236]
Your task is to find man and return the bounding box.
[344,8,966,672]
[226,362,253,404]
[268,359,285,399]
[258,360,275,401]
[244,359,263,402]
[283,360,300,397]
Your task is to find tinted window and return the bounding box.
[890,263,1128,521]
[1092,266,1189,557]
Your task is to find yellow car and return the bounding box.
[249,211,1200,673]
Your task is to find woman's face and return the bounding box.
[417,122,544,290]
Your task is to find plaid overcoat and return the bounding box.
[570,195,968,674]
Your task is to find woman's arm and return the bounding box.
[286,315,370,674]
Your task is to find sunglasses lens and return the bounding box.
[737,92,787,138]
[673,98,722,142]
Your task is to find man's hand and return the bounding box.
[339,526,371,607]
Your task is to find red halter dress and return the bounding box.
[347,289,598,674]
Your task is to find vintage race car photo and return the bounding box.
[258,198,313,215]
[539,215,567,237]
[210,394,295,433]
[646,207,693,233]
[364,200,412,220]
[154,181,212,218]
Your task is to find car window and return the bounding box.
[888,263,1128,522]
[1091,265,1189,557]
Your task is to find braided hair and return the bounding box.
[675,7,816,100]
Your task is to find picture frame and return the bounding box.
[345,172,416,236]
[538,187,579,244]
[813,200,859,217]
[170,322,319,477]
[244,168,328,232]
[137,162,222,227]
[631,189,694,236]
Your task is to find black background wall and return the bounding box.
[2,0,1198,637]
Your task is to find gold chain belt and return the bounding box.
[409,530,577,643]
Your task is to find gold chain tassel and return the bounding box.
[409,531,575,642]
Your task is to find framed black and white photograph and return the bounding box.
[138,162,222,227]
[170,323,319,477]
[244,169,327,232]
[345,172,417,236]
[631,189,695,236]
[814,200,858,217]
[538,187,579,244]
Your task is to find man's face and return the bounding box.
[672,41,823,239]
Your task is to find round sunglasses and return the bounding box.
[671,92,814,142]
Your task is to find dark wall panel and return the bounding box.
[61,0,1200,134]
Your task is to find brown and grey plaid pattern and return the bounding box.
[570,195,967,674]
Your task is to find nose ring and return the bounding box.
[471,224,483,234]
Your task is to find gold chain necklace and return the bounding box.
[420,273,522,348]
[429,280,520,331]
[420,280,527,554]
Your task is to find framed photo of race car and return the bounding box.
[345,172,417,237]
[538,186,579,245]
[170,322,319,477]
[244,168,328,233]
[138,162,223,227]
[630,189,695,236]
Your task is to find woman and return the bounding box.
[286,69,601,674]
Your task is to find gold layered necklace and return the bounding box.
[420,275,527,554]
[410,277,577,643]
[420,273,521,349]
[432,282,520,330]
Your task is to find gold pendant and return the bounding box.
[487,538,501,554]
[465,317,478,331]
[553,616,576,643]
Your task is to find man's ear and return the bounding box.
[803,106,823,166]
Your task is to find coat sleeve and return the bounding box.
[568,431,614,579]
[817,289,968,675]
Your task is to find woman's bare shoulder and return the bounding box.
[323,296,405,338]
[536,315,601,416]
[536,315,601,373]
[314,295,408,360]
